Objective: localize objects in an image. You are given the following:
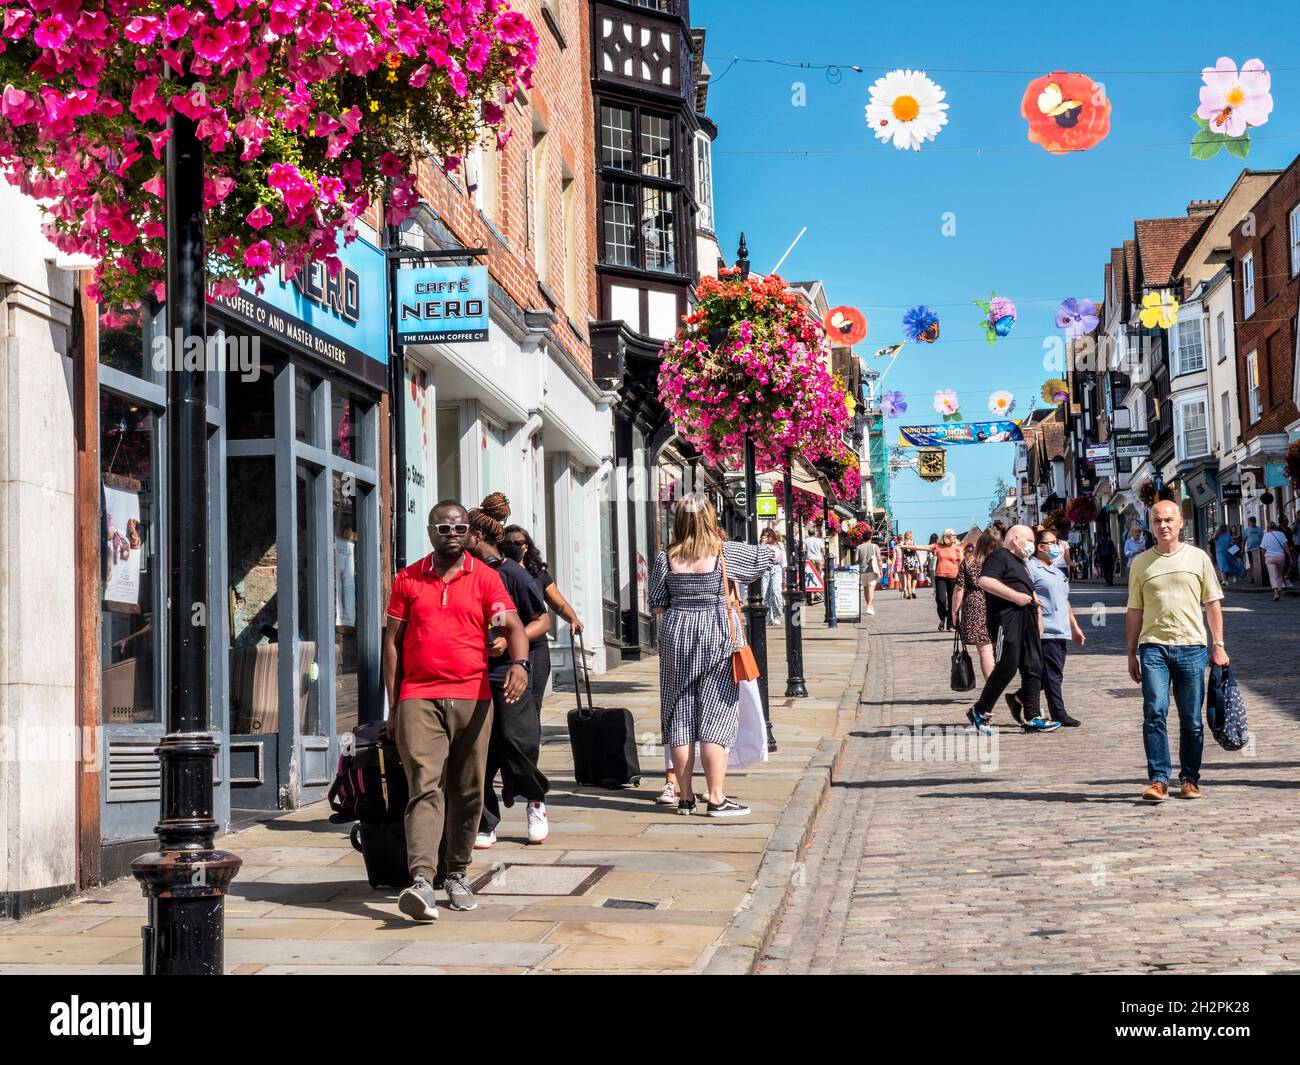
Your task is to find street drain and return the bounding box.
[603,899,657,911]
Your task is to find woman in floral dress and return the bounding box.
[952,526,1003,681]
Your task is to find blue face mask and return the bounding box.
[1045,544,1063,560]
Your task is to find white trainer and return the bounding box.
[655,781,680,805]
[473,829,496,850]
[527,802,549,844]
[865,606,876,615]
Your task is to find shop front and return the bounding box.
[96,228,389,869]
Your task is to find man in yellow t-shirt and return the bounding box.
[1126,500,1230,803]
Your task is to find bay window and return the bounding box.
[599,101,682,275]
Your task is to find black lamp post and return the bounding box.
[822,496,837,629]
[131,102,240,974]
[782,458,808,697]
[723,236,776,750]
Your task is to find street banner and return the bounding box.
[395,264,489,344]
[899,420,1023,447]
[1265,463,1289,488]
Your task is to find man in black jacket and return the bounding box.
[966,524,1061,734]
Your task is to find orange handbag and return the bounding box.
[720,552,761,683]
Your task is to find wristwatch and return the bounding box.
[1212,640,1226,648]
[509,658,533,673]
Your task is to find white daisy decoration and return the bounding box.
[865,69,949,151]
[988,390,1016,417]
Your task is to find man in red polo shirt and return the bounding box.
[383,500,529,921]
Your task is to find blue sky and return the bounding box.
[696,0,1300,539]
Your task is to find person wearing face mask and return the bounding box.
[964,524,1061,734]
[1024,527,1086,727]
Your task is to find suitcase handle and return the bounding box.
[572,629,595,717]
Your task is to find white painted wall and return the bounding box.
[0,185,78,914]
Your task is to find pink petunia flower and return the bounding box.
[244,240,272,268]
[246,205,273,229]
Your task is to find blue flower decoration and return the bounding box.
[901,305,940,344]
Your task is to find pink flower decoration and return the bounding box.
[1197,58,1272,138]
[33,15,71,50]
[244,241,272,268]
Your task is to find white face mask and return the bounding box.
[1017,540,1034,559]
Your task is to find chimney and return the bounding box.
[1186,198,1222,218]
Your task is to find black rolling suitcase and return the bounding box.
[334,721,413,890]
[566,632,642,789]
[351,820,413,890]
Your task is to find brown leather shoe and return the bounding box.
[1142,780,1170,802]
[1179,780,1202,799]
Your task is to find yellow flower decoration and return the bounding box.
[1139,289,1179,330]
[369,100,380,113]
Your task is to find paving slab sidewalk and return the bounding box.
[0,619,867,975]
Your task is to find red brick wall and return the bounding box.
[412,1,595,376]
[1230,156,1300,440]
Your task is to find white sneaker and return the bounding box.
[655,782,680,805]
[473,829,496,850]
[527,802,549,844]
[865,606,876,615]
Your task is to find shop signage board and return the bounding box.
[1112,431,1151,459]
[403,362,435,560]
[756,493,778,518]
[1085,443,1110,462]
[835,567,860,622]
[1221,481,1243,502]
[212,232,389,389]
[1265,463,1289,488]
[395,264,490,344]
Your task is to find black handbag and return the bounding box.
[1206,664,1249,751]
[950,630,976,692]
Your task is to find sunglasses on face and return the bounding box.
[431,523,470,536]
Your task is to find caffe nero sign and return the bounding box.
[395,265,490,345]
[211,233,389,389]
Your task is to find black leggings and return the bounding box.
[530,641,551,714]
[479,683,549,834]
[934,576,956,622]
[972,610,1042,718]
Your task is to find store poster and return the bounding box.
[403,362,435,559]
[103,483,143,609]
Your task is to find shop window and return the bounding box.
[436,406,462,503]
[227,456,280,733]
[330,390,356,460]
[297,465,321,734]
[99,304,161,381]
[333,470,360,738]
[296,372,319,445]
[227,368,276,439]
[100,392,160,724]
[598,472,615,607]
[481,415,510,498]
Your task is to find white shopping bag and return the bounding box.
[730,678,770,770]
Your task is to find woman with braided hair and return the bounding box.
[463,492,554,848]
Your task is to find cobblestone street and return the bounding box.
[760,584,1300,974]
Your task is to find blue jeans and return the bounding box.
[1139,643,1206,785]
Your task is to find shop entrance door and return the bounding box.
[226,360,381,810]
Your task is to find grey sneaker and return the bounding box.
[444,871,477,911]
[398,876,439,922]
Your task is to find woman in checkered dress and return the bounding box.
[650,494,772,818]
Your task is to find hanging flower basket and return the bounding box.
[1287,439,1300,490]
[0,1,538,306]
[658,272,852,472]
[1064,495,1097,525]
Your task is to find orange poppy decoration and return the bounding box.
[1021,72,1111,154]
[824,305,868,346]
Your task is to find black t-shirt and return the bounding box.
[979,547,1035,630]
[486,557,547,681]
